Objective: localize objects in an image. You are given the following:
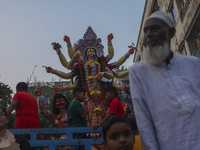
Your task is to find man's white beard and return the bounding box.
[143,42,170,64]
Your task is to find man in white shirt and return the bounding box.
[129,11,200,150]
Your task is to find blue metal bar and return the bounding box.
[9,127,103,150]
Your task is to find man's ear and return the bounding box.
[169,27,175,39]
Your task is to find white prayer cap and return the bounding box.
[146,11,174,28]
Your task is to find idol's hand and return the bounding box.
[128,48,135,54]
[52,42,61,51]
[63,35,70,43]
[128,43,136,54]
[45,67,54,73]
[107,33,114,41]
[97,72,105,77]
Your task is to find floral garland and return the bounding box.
[78,58,107,102]
[53,112,67,127]
[79,63,92,100]
[86,61,101,101]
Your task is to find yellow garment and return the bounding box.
[133,135,143,150]
[91,135,142,150]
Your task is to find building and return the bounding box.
[134,0,200,62]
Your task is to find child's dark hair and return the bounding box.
[125,108,139,134]
[102,114,132,141]
[104,87,120,98]
[0,106,8,117]
[16,82,28,92]
[72,86,86,97]
[53,94,69,115]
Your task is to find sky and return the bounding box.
[0,0,145,93]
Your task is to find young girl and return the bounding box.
[102,115,135,150]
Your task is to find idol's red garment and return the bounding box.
[108,97,125,116]
[12,92,40,129]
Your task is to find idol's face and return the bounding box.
[86,48,96,59]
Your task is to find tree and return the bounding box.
[7,113,15,129]
[0,82,15,128]
[0,82,13,108]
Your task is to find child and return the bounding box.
[102,115,135,150]
[93,87,124,130]
[67,86,87,128]
[67,86,87,150]
[104,87,124,116]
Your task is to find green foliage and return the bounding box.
[39,113,53,128]
[0,82,15,129]
[7,113,15,129]
[0,82,13,108]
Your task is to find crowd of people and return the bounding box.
[2,82,136,150]
[2,10,200,150]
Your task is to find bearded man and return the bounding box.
[129,11,200,150]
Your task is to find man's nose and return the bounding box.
[145,29,154,37]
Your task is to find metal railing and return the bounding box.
[9,127,103,150]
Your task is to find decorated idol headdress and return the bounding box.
[73,26,104,58]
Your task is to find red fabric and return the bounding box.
[12,92,40,129]
[108,98,125,116]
